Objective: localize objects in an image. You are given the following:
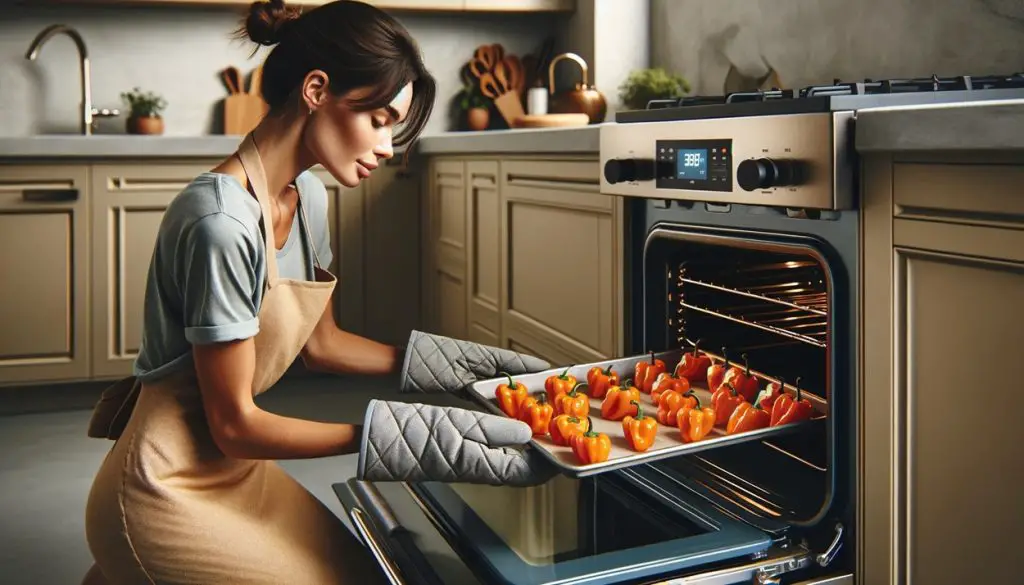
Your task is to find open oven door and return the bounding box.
[333,466,842,585]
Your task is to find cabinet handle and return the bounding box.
[22,188,79,202]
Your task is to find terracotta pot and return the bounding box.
[466,107,489,131]
[127,115,164,135]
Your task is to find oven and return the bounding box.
[334,75,1024,585]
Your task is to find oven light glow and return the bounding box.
[784,261,801,268]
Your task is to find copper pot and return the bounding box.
[547,52,606,124]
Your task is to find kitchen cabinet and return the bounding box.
[861,154,1024,585]
[0,156,409,387]
[0,164,91,385]
[89,163,211,379]
[423,155,623,367]
[48,0,575,12]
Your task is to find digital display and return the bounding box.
[676,149,708,180]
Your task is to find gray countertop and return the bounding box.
[856,98,1024,153]
[0,125,599,160]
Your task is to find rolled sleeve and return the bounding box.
[180,212,262,344]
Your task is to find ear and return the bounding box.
[300,70,331,112]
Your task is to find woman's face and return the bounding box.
[303,80,414,188]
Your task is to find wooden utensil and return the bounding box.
[472,45,499,74]
[501,55,525,95]
[478,70,525,128]
[223,65,268,135]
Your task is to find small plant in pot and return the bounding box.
[121,87,167,135]
[618,68,691,111]
[457,84,490,131]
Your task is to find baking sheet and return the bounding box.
[467,348,826,478]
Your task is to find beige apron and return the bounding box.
[84,134,387,585]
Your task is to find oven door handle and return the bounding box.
[349,507,406,585]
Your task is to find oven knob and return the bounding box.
[736,158,796,191]
[603,158,656,184]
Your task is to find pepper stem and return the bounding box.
[684,390,700,409]
[583,416,598,437]
[501,371,517,389]
[721,347,730,369]
[568,416,580,424]
[742,353,751,377]
[602,364,614,375]
[794,376,802,402]
[630,399,644,419]
[693,339,702,355]
[725,382,738,397]
[648,351,656,364]
[559,366,574,380]
[570,381,587,396]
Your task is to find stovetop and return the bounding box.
[616,73,1024,124]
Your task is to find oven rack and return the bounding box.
[680,277,827,316]
[678,301,827,348]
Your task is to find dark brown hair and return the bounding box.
[237,0,435,148]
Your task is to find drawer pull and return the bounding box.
[22,188,79,202]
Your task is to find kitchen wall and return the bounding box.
[0,4,564,137]
[650,0,1024,96]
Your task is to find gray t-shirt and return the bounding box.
[132,170,333,383]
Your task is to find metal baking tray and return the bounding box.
[466,348,827,478]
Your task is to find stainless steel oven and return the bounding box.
[334,74,1024,585]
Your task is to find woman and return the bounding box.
[81,1,553,584]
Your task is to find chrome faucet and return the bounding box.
[26,24,118,135]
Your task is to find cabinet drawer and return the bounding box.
[893,163,1024,225]
[0,164,91,385]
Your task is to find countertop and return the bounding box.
[856,98,1024,153]
[0,125,600,160]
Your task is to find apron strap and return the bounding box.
[236,133,280,288]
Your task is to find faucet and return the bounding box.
[26,24,118,135]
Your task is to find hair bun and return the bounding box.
[245,0,301,46]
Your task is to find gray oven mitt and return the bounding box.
[399,330,550,396]
[357,399,558,487]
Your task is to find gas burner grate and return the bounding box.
[800,72,1024,97]
[643,72,1024,109]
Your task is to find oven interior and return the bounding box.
[639,228,836,536]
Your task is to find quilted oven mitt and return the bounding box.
[399,330,551,395]
[357,399,559,487]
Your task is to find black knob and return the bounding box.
[737,158,797,191]
[603,158,656,184]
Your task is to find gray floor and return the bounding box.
[0,372,464,585]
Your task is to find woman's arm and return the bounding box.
[300,301,403,376]
[194,337,362,460]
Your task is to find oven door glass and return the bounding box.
[406,463,772,585]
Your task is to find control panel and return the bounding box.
[597,112,855,211]
[654,139,733,192]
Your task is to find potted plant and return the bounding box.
[456,83,490,131]
[618,68,691,111]
[120,87,167,135]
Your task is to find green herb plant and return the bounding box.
[120,87,168,118]
[618,68,691,111]
[456,83,488,111]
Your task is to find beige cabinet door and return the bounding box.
[362,161,422,346]
[90,163,215,380]
[862,158,1024,585]
[465,160,501,347]
[499,159,623,367]
[0,164,90,385]
[422,159,468,339]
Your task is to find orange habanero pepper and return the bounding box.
[655,389,697,426]
[651,366,691,405]
[759,376,793,411]
[726,394,771,434]
[676,339,712,382]
[711,382,746,426]
[549,414,588,446]
[600,378,641,421]
[634,351,667,394]
[622,401,658,452]
[518,393,554,436]
[495,372,528,418]
[771,379,814,426]
[554,382,590,418]
[545,366,578,403]
[677,398,716,443]
[707,348,731,393]
[571,417,611,465]
[723,352,759,402]
[586,364,619,399]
